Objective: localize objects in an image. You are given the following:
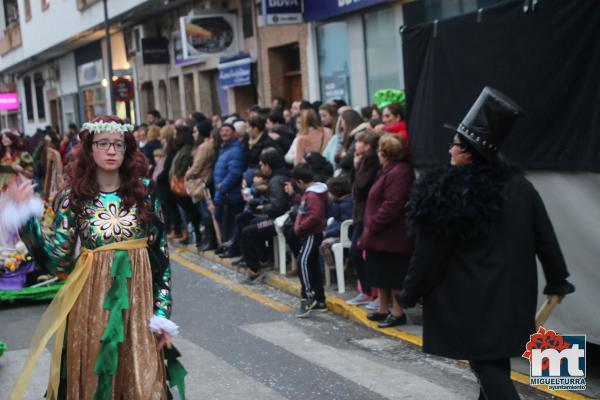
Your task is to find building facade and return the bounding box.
[1,0,509,134]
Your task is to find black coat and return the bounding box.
[261,168,290,219]
[247,132,276,169]
[351,153,381,225]
[398,164,575,361]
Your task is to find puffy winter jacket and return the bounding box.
[214,139,246,205]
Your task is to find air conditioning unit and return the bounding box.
[126,25,144,55]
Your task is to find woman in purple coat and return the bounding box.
[358,134,415,328]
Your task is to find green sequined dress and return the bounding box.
[19,179,179,400]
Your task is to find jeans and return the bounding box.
[215,202,245,243]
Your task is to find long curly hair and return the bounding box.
[0,131,24,159]
[66,115,151,225]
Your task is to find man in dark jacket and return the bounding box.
[397,87,575,400]
[288,163,328,318]
[213,123,246,241]
[239,149,290,282]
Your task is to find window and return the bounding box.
[241,0,254,38]
[34,73,46,120]
[24,0,31,21]
[3,0,20,25]
[317,22,351,104]
[23,76,34,121]
[364,7,402,100]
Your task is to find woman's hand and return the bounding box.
[156,330,172,351]
[207,202,216,215]
[6,180,36,204]
[11,163,24,173]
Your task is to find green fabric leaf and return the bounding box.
[92,250,131,400]
[164,346,187,400]
[0,282,64,303]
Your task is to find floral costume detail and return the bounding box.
[12,179,183,400]
[0,150,34,191]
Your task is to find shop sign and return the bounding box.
[172,31,203,66]
[0,93,19,110]
[142,37,170,65]
[113,78,134,102]
[262,0,303,25]
[179,14,240,61]
[304,0,389,21]
[321,73,350,103]
[218,53,252,89]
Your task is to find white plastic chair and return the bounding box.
[327,219,353,293]
[273,213,289,275]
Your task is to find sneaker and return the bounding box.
[365,298,380,310]
[346,293,372,306]
[240,271,264,285]
[296,298,317,318]
[313,302,328,313]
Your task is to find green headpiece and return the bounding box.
[374,89,406,109]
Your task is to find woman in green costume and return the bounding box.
[0,130,33,192]
[3,115,184,400]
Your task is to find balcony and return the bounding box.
[0,23,22,56]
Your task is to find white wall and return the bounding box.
[347,15,368,108]
[58,53,78,95]
[529,172,600,343]
[1,0,148,71]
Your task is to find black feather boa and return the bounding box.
[406,163,520,240]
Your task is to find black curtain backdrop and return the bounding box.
[402,0,600,171]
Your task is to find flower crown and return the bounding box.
[81,121,134,135]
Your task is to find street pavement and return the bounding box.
[0,250,557,399]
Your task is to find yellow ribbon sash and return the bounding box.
[9,237,148,400]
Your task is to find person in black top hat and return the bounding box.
[397,87,575,400]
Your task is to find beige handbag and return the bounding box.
[185,177,206,203]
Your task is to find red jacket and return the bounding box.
[384,121,410,146]
[359,161,415,253]
[294,182,328,239]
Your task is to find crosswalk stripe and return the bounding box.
[172,336,287,400]
[241,320,464,400]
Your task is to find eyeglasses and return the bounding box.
[449,141,467,150]
[93,140,126,153]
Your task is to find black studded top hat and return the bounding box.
[444,86,524,160]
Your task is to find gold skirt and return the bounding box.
[64,248,167,400]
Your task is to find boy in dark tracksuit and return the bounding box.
[289,164,329,317]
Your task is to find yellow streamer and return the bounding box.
[9,237,148,400]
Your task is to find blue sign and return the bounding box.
[218,53,252,89]
[304,0,390,21]
[262,0,303,25]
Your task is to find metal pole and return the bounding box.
[103,0,116,114]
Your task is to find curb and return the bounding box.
[180,246,591,400]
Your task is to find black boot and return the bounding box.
[199,219,217,252]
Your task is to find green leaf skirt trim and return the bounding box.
[93,250,132,400]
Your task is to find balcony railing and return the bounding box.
[0,23,22,56]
